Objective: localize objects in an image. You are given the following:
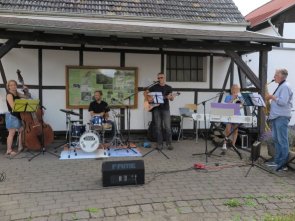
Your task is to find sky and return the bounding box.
[233,0,271,15]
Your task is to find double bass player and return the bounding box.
[5,80,28,155]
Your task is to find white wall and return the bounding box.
[1,48,38,84]
[0,88,8,113]
[283,23,295,48]
[43,50,79,85]
[255,26,278,36]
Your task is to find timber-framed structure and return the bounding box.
[0,0,294,135]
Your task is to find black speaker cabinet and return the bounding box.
[102,160,145,187]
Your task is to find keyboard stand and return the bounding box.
[208,123,242,159]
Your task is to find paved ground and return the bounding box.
[1,137,295,221]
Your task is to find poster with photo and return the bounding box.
[66,66,138,109]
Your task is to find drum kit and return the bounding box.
[60,109,120,158]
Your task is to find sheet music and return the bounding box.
[148,92,164,104]
[249,93,266,107]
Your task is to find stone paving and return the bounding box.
[0,139,295,221]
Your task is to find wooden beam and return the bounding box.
[225,50,261,89]
[209,54,213,89]
[160,49,164,73]
[0,60,8,93]
[218,60,233,102]
[258,50,268,136]
[1,43,232,57]
[0,39,20,93]
[0,39,20,59]
[120,52,126,130]
[0,30,273,52]
[238,68,251,116]
[38,49,43,105]
[79,45,84,120]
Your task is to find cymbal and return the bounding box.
[60,109,80,116]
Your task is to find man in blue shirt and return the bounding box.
[266,68,293,171]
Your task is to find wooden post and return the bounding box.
[258,50,268,136]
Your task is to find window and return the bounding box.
[166,55,204,82]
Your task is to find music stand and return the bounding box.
[240,93,272,176]
[147,92,164,106]
[13,99,59,161]
[13,99,39,113]
[142,92,169,159]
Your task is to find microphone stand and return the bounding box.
[192,92,223,163]
[110,96,138,154]
[123,93,137,154]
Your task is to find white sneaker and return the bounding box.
[221,143,227,150]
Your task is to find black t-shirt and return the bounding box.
[6,92,21,119]
[88,100,109,114]
[149,84,172,111]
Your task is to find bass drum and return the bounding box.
[79,131,100,152]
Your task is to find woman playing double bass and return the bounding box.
[5,80,29,155]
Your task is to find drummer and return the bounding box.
[88,90,114,137]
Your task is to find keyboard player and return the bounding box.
[222,84,242,151]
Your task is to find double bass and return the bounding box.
[16,70,54,150]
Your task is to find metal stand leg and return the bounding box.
[195,120,199,143]
[107,110,137,154]
[209,124,242,160]
[142,146,169,159]
[178,116,184,142]
[53,113,71,153]
[244,143,274,177]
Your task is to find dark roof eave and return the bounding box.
[0,16,290,45]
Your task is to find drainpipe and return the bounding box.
[267,19,281,37]
[267,19,282,47]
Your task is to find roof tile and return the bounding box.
[0,0,245,24]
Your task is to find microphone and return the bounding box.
[153,80,160,84]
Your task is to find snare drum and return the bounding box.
[79,131,100,152]
[91,115,103,126]
[71,124,86,137]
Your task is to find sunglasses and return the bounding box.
[158,77,164,79]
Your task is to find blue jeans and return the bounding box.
[153,109,172,146]
[271,116,290,169]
